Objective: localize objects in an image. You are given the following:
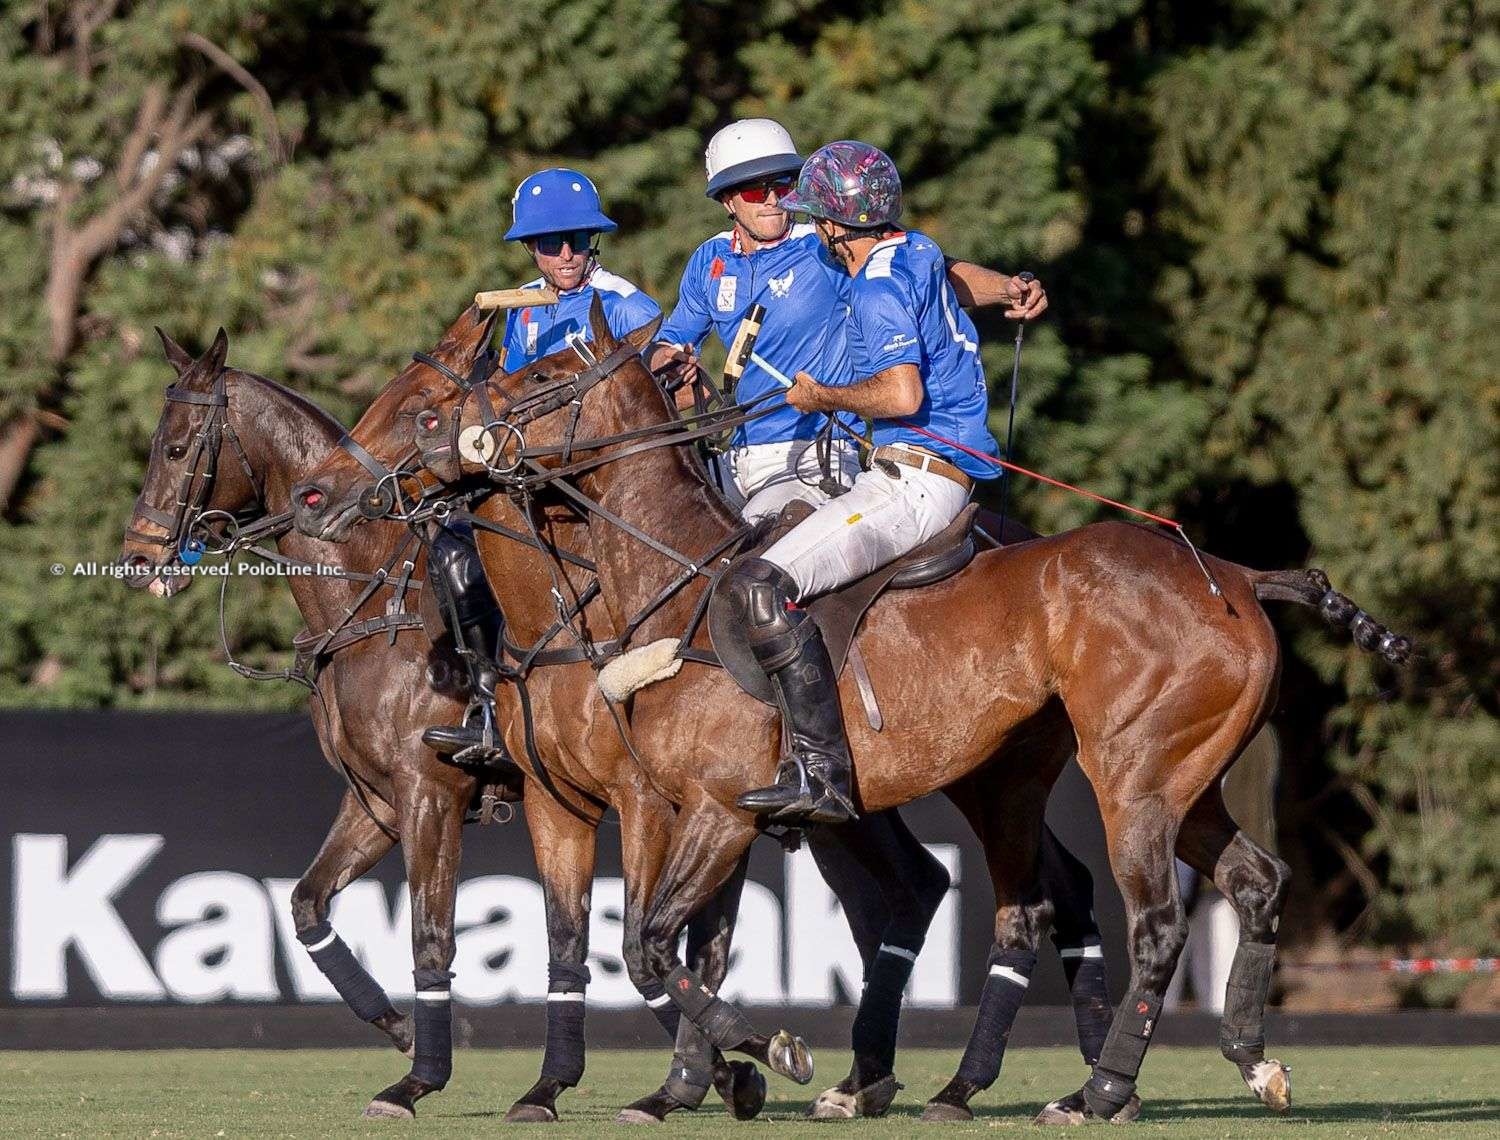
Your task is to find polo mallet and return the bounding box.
[997,270,1035,536]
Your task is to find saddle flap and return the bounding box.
[708,502,980,706]
[811,503,978,676]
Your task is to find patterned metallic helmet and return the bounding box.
[778,140,902,228]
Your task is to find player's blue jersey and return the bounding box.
[841,231,999,480]
[659,224,856,446]
[500,266,660,371]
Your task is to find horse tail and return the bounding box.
[1249,568,1413,667]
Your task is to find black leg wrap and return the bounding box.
[540,960,590,1086]
[664,1016,715,1109]
[297,921,394,1023]
[851,943,918,1072]
[1219,940,1276,1064]
[639,978,682,1039]
[955,946,1036,1090]
[1056,938,1111,1066]
[411,968,454,1089]
[664,965,754,1050]
[1084,988,1161,1117]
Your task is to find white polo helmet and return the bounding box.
[704,118,804,199]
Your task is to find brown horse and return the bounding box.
[292,297,1412,1121]
[117,329,771,1123]
[289,305,1155,1123]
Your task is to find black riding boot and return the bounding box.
[729,559,858,827]
[421,523,518,776]
[422,611,513,769]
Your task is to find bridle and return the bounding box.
[124,366,261,566]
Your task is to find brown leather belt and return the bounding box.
[872,445,974,493]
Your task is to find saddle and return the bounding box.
[708,501,994,711]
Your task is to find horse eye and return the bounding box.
[166,444,187,460]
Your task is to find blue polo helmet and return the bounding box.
[505,168,617,241]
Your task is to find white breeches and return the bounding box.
[713,437,861,523]
[760,452,971,600]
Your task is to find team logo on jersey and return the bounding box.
[716,276,738,312]
[525,317,540,355]
[768,268,795,299]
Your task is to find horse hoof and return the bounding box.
[767,1029,814,1085]
[809,1074,901,1119]
[808,1087,857,1120]
[1039,1086,1141,1124]
[1241,1060,1291,1112]
[1034,1094,1086,1125]
[716,1060,767,1120]
[920,1099,972,1123]
[504,1103,559,1123]
[363,1097,415,1120]
[614,1108,665,1125]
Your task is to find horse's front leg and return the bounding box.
[503,791,600,1123]
[363,781,466,1120]
[290,789,408,1053]
[638,800,814,1085]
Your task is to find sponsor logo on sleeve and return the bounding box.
[881,332,917,353]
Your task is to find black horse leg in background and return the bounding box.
[804,809,952,1116]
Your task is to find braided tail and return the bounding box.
[1250,568,1413,666]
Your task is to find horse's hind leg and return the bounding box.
[364,781,466,1120]
[1177,785,1292,1112]
[922,775,1052,1123]
[638,801,814,1085]
[290,789,407,1053]
[1033,826,1137,1125]
[806,809,951,1119]
[504,793,599,1123]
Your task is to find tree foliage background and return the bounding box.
[1,1,1494,990]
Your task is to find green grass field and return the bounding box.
[3,1047,1495,1137]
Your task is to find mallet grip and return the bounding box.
[475,286,560,310]
[723,302,766,386]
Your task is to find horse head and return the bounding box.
[120,327,252,597]
[412,294,664,487]
[290,304,499,541]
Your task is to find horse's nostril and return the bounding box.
[301,488,324,508]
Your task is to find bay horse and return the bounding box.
[117,329,778,1123]
[291,304,1144,1123]
[291,297,1412,1121]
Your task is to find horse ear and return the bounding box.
[625,314,663,353]
[588,293,617,354]
[205,327,230,375]
[156,327,194,377]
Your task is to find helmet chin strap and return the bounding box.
[732,210,791,250]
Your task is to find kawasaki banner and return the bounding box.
[2,712,1125,1008]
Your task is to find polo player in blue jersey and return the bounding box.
[500,167,662,368]
[648,120,1044,527]
[729,141,1045,827]
[423,168,660,769]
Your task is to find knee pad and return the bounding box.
[723,558,812,671]
[430,526,500,626]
